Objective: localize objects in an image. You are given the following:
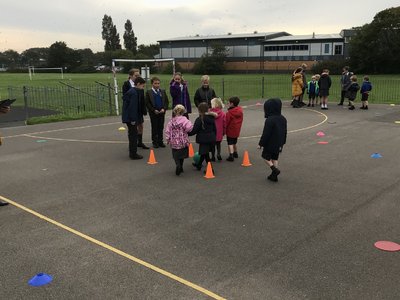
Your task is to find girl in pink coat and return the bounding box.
[210,98,226,161]
[165,105,194,176]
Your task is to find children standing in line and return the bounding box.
[318,69,332,110]
[210,98,226,161]
[347,75,360,110]
[307,75,319,107]
[225,96,244,161]
[165,105,194,176]
[360,76,372,110]
[189,102,217,172]
[258,98,287,182]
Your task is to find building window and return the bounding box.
[264,44,308,52]
[324,44,330,54]
[334,45,342,55]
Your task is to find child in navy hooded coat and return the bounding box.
[258,98,287,182]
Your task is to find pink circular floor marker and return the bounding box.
[317,141,329,144]
[374,241,400,252]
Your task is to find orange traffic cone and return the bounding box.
[204,162,215,179]
[188,143,195,158]
[147,149,158,165]
[241,150,252,167]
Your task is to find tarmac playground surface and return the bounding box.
[1,100,400,299]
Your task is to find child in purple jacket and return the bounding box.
[165,105,194,176]
[169,72,192,119]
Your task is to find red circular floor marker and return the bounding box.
[374,241,400,252]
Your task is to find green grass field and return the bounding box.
[1,72,399,108]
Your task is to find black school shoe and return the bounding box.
[138,143,150,149]
[130,153,143,160]
[217,154,222,161]
[176,166,182,176]
[0,200,9,206]
[192,162,202,170]
[233,152,238,158]
[267,167,281,182]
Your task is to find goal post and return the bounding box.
[28,66,64,80]
[111,58,175,115]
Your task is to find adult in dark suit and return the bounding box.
[145,77,169,148]
[122,68,149,149]
[122,77,146,160]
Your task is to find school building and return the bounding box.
[157,29,356,72]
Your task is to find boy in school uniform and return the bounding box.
[145,76,169,148]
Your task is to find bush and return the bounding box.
[161,62,182,74]
[311,59,349,75]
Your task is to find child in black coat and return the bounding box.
[189,102,217,172]
[258,98,287,182]
[347,75,360,110]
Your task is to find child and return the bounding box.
[189,102,217,172]
[210,98,226,161]
[314,74,321,105]
[225,96,244,161]
[360,75,372,110]
[169,72,192,119]
[347,75,360,110]
[291,67,304,108]
[258,98,287,182]
[145,76,169,148]
[318,69,332,110]
[307,75,319,107]
[165,105,194,176]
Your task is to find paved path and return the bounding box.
[1,101,400,299]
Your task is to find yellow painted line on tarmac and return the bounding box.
[0,194,226,300]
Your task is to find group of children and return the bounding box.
[165,96,244,176]
[165,95,287,182]
[292,66,373,110]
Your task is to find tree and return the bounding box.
[21,48,49,67]
[123,19,137,55]
[137,44,160,58]
[349,6,400,73]
[102,15,121,51]
[0,50,21,69]
[48,41,82,71]
[193,43,228,74]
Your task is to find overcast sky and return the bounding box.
[0,0,398,53]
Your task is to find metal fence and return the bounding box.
[1,75,399,125]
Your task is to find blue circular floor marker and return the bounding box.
[28,273,53,287]
[371,153,382,158]
[36,140,47,143]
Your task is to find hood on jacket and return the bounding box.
[227,106,243,118]
[171,115,190,127]
[264,98,282,118]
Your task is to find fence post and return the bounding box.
[108,83,113,115]
[222,78,225,101]
[23,86,29,124]
[262,76,265,99]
